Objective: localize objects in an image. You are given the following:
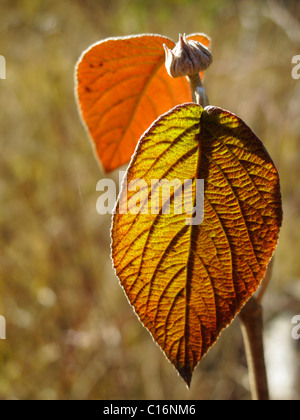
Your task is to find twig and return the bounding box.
[239,258,274,399]
[256,257,274,304]
[239,297,269,400]
[187,74,208,106]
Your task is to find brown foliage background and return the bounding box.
[0,0,299,400]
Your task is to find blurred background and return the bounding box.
[0,0,299,400]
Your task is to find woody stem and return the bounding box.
[187,73,209,106]
[238,260,274,400]
[239,297,269,400]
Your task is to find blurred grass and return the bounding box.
[0,0,299,400]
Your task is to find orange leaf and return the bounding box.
[111,103,282,386]
[75,33,210,172]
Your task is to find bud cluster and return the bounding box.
[164,34,212,78]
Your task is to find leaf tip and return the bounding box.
[178,366,193,388]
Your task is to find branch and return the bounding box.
[256,257,274,304]
[239,297,269,400]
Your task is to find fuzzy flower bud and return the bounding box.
[164,34,212,78]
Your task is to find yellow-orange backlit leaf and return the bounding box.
[111,104,282,385]
[75,34,210,172]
